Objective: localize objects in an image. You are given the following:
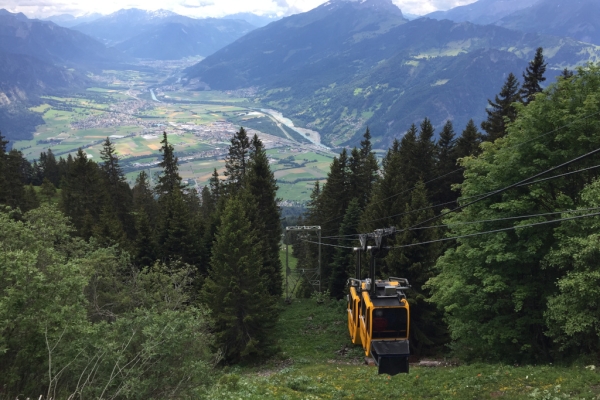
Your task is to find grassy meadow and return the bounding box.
[204,297,600,399]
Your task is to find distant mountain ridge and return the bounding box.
[426,0,542,25]
[185,0,600,148]
[73,8,256,59]
[0,9,121,143]
[43,13,102,28]
[0,9,124,68]
[222,13,281,27]
[496,0,600,45]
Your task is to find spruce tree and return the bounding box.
[40,177,57,203]
[100,138,132,239]
[224,127,251,193]
[357,128,379,208]
[435,120,459,205]
[481,72,521,141]
[329,198,361,299]
[415,118,437,186]
[23,184,40,211]
[316,148,351,286]
[155,132,183,198]
[385,180,445,356]
[560,68,574,80]
[247,135,283,297]
[132,171,158,227]
[60,149,105,237]
[202,195,277,362]
[455,120,482,160]
[157,187,200,267]
[521,47,547,104]
[2,150,27,209]
[133,210,157,267]
[40,149,60,186]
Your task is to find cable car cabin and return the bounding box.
[347,277,410,375]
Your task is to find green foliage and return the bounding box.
[428,64,600,362]
[544,179,600,356]
[0,205,216,398]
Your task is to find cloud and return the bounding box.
[3,0,479,19]
[393,0,477,15]
[179,1,214,8]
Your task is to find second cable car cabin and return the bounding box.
[346,230,411,375]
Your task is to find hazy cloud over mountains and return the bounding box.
[2,0,477,19]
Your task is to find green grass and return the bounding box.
[203,299,600,399]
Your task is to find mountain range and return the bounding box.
[43,13,102,28]
[73,8,256,60]
[426,0,542,25]
[184,0,600,148]
[428,0,600,46]
[0,9,125,143]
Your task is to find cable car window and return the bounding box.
[371,308,408,339]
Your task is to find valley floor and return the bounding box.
[204,298,600,399]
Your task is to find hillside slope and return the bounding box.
[185,0,600,147]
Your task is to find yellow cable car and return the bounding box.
[348,277,410,375]
[347,230,411,375]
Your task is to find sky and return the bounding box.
[0,0,478,19]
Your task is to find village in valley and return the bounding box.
[14,64,334,203]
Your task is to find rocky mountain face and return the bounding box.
[73,8,256,59]
[184,0,600,147]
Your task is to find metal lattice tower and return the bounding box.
[284,226,321,301]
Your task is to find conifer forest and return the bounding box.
[3,49,600,398]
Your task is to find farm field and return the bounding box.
[13,66,335,202]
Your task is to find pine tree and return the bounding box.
[60,149,105,237]
[155,132,183,198]
[2,150,27,209]
[415,118,437,187]
[224,127,251,193]
[132,170,158,226]
[39,149,60,186]
[40,177,57,203]
[455,119,482,160]
[481,73,521,141]
[521,47,547,104]
[561,68,574,80]
[133,210,157,267]
[316,148,351,286]
[157,189,200,267]
[329,198,361,299]
[100,138,133,239]
[202,195,277,362]
[22,184,40,211]
[385,180,445,356]
[247,135,283,297]
[357,128,379,208]
[435,120,460,205]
